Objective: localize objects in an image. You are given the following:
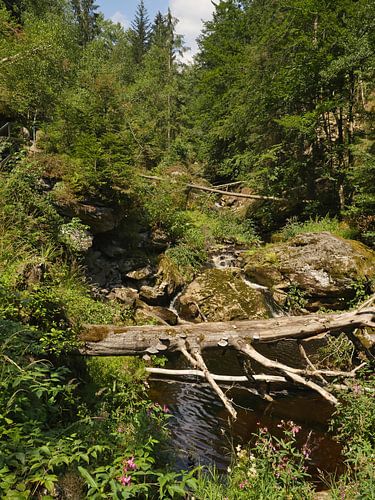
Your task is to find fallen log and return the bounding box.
[139,174,286,202]
[81,308,375,356]
[81,307,375,418]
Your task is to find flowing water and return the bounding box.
[149,351,342,483]
[150,249,343,483]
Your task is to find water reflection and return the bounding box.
[149,350,342,481]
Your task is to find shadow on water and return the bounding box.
[149,349,343,486]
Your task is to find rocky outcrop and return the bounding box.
[176,269,270,322]
[56,200,116,234]
[244,232,375,310]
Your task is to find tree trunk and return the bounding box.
[80,306,374,418]
[81,308,375,356]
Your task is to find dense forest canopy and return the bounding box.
[0,0,374,497]
[1,0,374,232]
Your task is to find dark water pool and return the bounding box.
[149,350,343,485]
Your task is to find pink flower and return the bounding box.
[163,404,170,413]
[239,480,248,489]
[126,456,137,470]
[291,424,301,436]
[119,475,132,486]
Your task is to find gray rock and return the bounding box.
[59,220,93,252]
[126,265,154,281]
[176,269,270,323]
[57,201,116,234]
[107,287,139,306]
[139,284,169,306]
[244,232,375,310]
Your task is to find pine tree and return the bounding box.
[130,0,150,64]
[150,11,167,48]
[71,0,98,45]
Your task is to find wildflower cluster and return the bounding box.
[227,421,314,498]
[147,402,171,415]
[118,455,137,487]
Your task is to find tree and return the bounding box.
[71,0,99,45]
[0,6,78,128]
[125,9,186,165]
[193,0,375,221]
[130,0,150,64]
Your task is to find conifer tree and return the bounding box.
[130,0,150,64]
[150,11,166,48]
[71,0,98,45]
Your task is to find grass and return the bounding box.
[272,216,358,242]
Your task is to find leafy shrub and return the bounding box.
[328,375,375,499]
[0,321,197,499]
[195,420,314,499]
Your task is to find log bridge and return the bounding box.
[81,304,375,420]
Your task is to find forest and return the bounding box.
[0,0,374,498]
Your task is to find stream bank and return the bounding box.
[77,226,373,486]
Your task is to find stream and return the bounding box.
[148,248,343,484]
[149,350,342,484]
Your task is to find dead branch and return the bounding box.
[187,339,237,419]
[146,368,287,383]
[138,174,286,202]
[298,342,328,384]
[1,44,52,65]
[233,340,338,405]
[80,307,375,417]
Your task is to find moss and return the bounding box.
[194,269,269,321]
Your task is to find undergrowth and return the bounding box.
[273,216,358,242]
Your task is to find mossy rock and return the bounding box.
[244,232,375,310]
[176,268,270,322]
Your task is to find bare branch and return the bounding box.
[138,174,286,201]
[233,340,338,406]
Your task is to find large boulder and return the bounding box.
[244,232,375,310]
[176,269,270,322]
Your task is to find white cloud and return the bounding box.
[111,11,129,29]
[169,0,215,63]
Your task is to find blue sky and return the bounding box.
[96,0,215,62]
[97,1,169,27]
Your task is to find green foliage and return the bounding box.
[328,374,375,499]
[0,319,197,499]
[59,217,92,253]
[285,284,307,313]
[346,146,375,246]
[273,216,358,242]
[316,333,355,372]
[0,325,105,497]
[195,420,314,499]
[331,375,375,448]
[194,0,375,223]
